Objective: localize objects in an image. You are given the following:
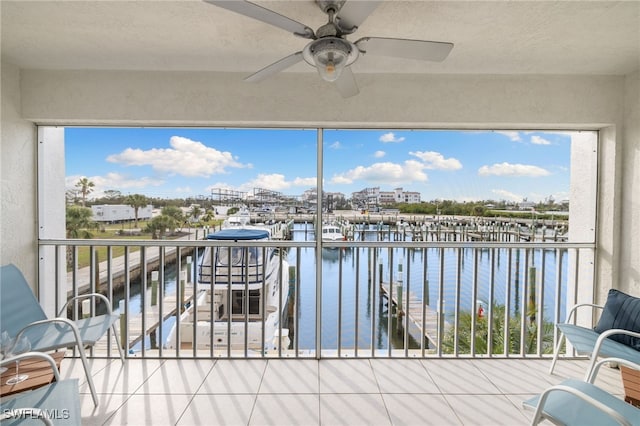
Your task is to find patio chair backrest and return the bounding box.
[0,264,47,337]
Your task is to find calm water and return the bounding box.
[119,223,567,352]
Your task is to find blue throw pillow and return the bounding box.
[594,289,640,350]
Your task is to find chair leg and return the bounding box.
[112,323,125,363]
[77,344,99,407]
[549,331,565,374]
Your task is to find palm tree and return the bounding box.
[75,177,95,207]
[189,205,202,224]
[441,304,555,355]
[126,194,148,228]
[145,215,177,239]
[65,205,97,264]
[66,205,96,238]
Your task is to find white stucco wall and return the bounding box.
[2,63,635,299]
[619,71,640,295]
[0,62,38,285]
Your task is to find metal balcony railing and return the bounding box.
[38,226,594,360]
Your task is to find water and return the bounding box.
[118,223,567,353]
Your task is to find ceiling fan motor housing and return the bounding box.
[316,0,346,15]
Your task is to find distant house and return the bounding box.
[91,204,153,222]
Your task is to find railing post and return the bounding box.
[151,270,159,306]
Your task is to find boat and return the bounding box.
[321,223,345,243]
[164,224,290,353]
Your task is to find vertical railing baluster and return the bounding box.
[294,247,301,357]
[227,246,232,358]
[437,247,445,357]
[157,247,164,358]
[454,248,462,356]
[371,247,377,358]
[388,248,393,357]
[537,248,546,356]
[124,246,130,356]
[107,246,113,358]
[278,245,284,358]
[520,249,530,356]
[140,246,146,358]
[209,245,216,357]
[504,248,512,357]
[337,248,343,357]
[487,248,495,356]
[553,248,563,356]
[470,248,478,356]
[243,246,248,357]
[404,249,410,358]
[354,247,360,358]
[421,247,427,357]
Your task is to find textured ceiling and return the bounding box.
[2,0,639,77]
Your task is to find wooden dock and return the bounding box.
[92,280,195,353]
[379,281,442,348]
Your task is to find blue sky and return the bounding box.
[65,128,574,203]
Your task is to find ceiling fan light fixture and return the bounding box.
[303,37,358,83]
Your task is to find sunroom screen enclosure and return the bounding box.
[37,127,597,359]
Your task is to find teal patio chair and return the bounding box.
[526,357,640,426]
[0,352,80,425]
[0,263,125,407]
[549,289,640,381]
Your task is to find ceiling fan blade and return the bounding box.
[355,37,454,62]
[335,1,382,33]
[204,0,314,38]
[244,51,304,83]
[334,67,359,98]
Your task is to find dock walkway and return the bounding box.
[379,281,442,348]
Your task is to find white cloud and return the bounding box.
[531,135,552,145]
[492,189,523,202]
[373,150,386,158]
[329,141,342,149]
[478,162,550,177]
[409,151,462,170]
[106,136,249,178]
[330,160,427,185]
[495,131,522,142]
[175,186,192,193]
[66,173,164,199]
[379,132,405,143]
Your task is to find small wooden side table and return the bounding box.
[621,365,640,407]
[0,351,65,397]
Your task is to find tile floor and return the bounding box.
[56,356,626,426]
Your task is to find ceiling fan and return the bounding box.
[204,0,454,98]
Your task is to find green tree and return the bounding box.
[75,177,95,207]
[162,205,184,223]
[66,205,96,238]
[189,205,202,224]
[103,189,123,202]
[126,194,149,228]
[145,215,177,239]
[201,209,215,224]
[441,305,555,355]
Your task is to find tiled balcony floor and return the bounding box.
[58,357,626,426]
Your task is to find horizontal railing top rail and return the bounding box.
[39,238,594,250]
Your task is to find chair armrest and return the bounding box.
[564,303,604,323]
[532,384,632,426]
[0,351,61,382]
[14,317,85,350]
[589,357,640,384]
[57,292,115,317]
[0,408,53,425]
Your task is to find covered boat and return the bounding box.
[164,226,289,352]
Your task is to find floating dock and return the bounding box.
[379,280,442,349]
